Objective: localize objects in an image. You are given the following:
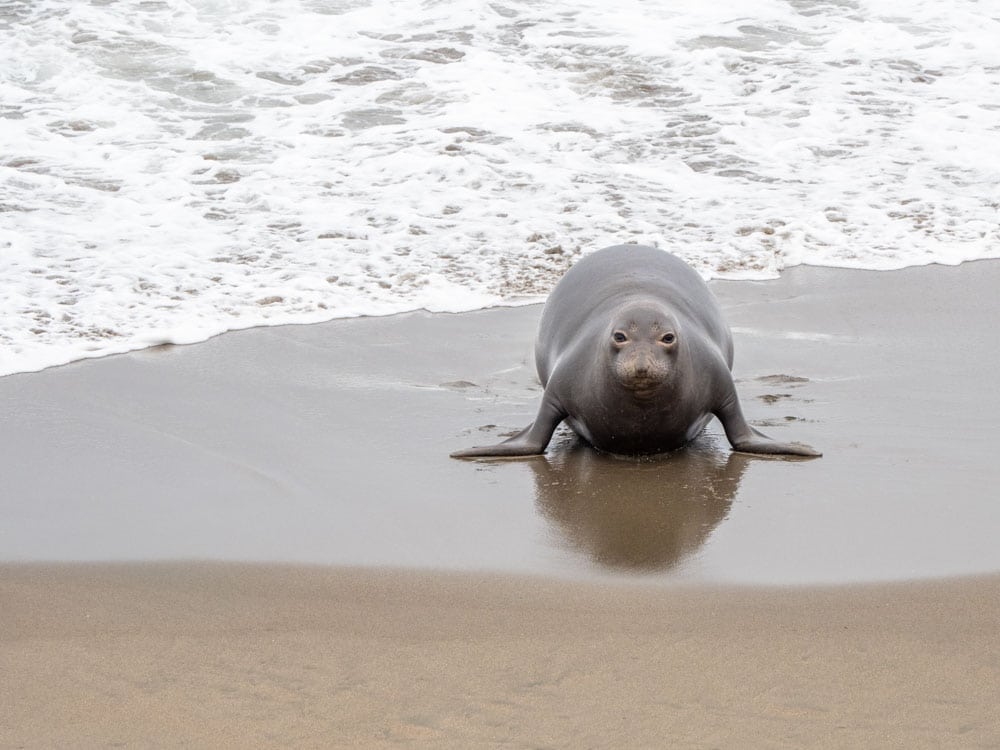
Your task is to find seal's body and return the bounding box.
[452,245,820,458]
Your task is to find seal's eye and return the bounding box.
[612,331,628,344]
[661,333,676,345]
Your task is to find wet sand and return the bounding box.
[2,261,999,582]
[3,261,1000,746]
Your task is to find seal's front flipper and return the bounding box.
[730,429,822,457]
[451,398,564,458]
[715,393,822,458]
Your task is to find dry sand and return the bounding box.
[3,261,1000,747]
[2,563,999,749]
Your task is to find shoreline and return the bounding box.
[1,258,993,384]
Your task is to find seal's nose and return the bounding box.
[627,352,664,385]
[635,349,660,375]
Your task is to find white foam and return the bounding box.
[3,0,999,376]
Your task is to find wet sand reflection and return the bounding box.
[531,437,749,573]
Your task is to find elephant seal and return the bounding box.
[451,244,820,458]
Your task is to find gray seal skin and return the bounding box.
[451,244,821,458]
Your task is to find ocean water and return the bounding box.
[2,0,999,377]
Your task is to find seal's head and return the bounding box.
[608,304,682,399]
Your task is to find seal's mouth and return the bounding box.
[625,376,660,388]
[622,377,664,397]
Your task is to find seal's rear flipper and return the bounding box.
[451,398,564,459]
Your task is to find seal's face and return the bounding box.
[608,307,681,399]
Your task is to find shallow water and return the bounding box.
[3,0,1000,376]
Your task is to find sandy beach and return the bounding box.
[3,261,1000,747]
[3,563,999,749]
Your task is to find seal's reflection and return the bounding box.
[531,435,750,573]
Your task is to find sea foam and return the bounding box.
[2,0,999,376]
